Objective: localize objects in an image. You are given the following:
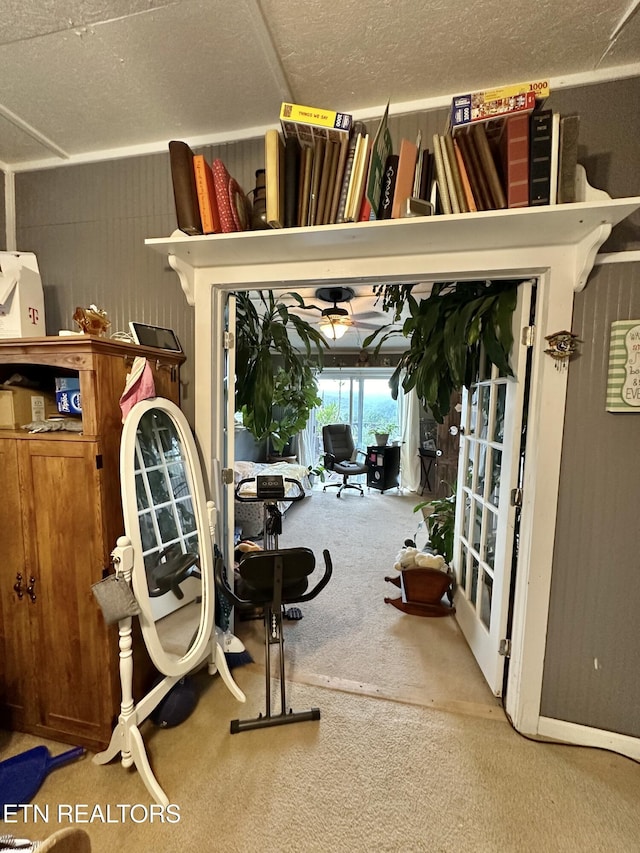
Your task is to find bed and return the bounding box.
[233,460,313,539]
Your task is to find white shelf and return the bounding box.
[146,199,640,273]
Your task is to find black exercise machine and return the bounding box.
[215,475,333,733]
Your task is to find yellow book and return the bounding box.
[265,129,285,229]
[280,102,352,145]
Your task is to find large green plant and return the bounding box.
[364,280,520,422]
[235,291,327,451]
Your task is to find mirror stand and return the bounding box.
[94,397,247,806]
[94,535,245,806]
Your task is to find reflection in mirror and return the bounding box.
[133,409,202,660]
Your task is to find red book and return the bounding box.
[212,159,250,233]
[500,114,530,208]
[193,154,221,233]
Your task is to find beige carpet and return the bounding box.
[3,489,640,852]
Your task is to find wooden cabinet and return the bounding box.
[0,336,184,750]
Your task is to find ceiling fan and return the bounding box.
[293,286,387,341]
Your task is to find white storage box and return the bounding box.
[0,252,46,339]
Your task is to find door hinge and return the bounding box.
[510,487,522,507]
[521,326,535,347]
[223,331,234,349]
[95,454,103,469]
[499,638,511,658]
[221,467,235,485]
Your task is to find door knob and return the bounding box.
[26,576,36,603]
[13,573,24,600]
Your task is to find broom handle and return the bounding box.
[47,746,85,771]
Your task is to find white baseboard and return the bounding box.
[538,716,640,761]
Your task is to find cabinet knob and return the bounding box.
[26,576,36,603]
[13,573,24,600]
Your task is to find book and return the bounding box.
[298,145,314,227]
[265,129,285,228]
[450,79,550,130]
[443,134,467,213]
[456,129,491,210]
[168,140,202,235]
[377,153,399,219]
[280,102,352,145]
[192,154,221,234]
[308,138,325,226]
[499,113,530,208]
[316,138,335,225]
[284,137,301,228]
[431,134,452,215]
[453,139,477,212]
[557,115,580,204]
[548,112,561,205]
[529,109,554,206]
[418,149,434,202]
[470,122,507,209]
[391,137,418,219]
[365,101,393,221]
[328,136,350,224]
[412,131,423,198]
[336,121,366,223]
[212,159,250,232]
[344,133,369,222]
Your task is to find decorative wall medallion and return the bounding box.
[544,330,580,370]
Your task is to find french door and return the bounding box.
[453,281,534,695]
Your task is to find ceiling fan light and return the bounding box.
[319,319,349,340]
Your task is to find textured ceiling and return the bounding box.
[1,0,639,169]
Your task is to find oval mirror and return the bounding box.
[120,397,214,677]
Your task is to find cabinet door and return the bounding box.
[18,439,116,747]
[0,439,35,729]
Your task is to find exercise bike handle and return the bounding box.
[234,477,306,503]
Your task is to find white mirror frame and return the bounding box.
[120,396,215,678]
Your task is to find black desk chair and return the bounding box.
[322,423,369,497]
[215,546,332,733]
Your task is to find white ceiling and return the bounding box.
[2,0,640,171]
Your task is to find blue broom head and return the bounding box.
[150,676,198,728]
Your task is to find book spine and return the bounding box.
[168,140,202,236]
[284,137,301,228]
[336,122,366,224]
[328,136,350,224]
[308,138,325,226]
[528,110,553,206]
[453,139,477,212]
[193,155,215,233]
[471,123,507,209]
[431,134,452,215]
[377,154,399,219]
[456,129,490,211]
[418,149,433,202]
[265,129,284,228]
[443,134,468,213]
[391,138,418,219]
[548,113,561,205]
[501,113,530,209]
[440,135,461,214]
[298,145,313,227]
[557,115,580,204]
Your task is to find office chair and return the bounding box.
[322,423,369,497]
[214,546,332,733]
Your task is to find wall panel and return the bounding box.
[541,261,640,737]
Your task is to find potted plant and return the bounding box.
[369,421,399,446]
[364,280,519,422]
[413,485,457,564]
[235,291,328,454]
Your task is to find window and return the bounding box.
[314,368,401,457]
